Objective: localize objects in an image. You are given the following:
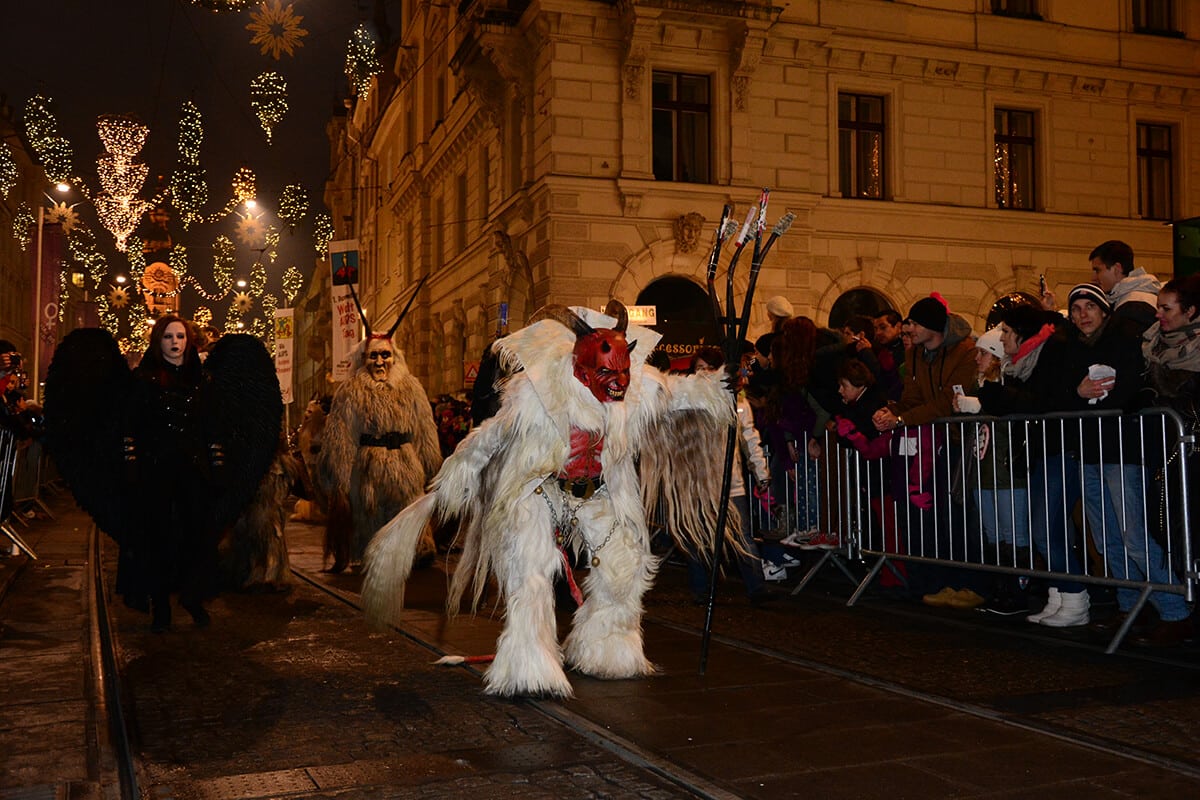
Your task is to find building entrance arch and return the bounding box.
[827,287,896,329]
[636,276,718,368]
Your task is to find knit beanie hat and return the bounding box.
[975,326,1005,359]
[766,295,794,318]
[1067,283,1112,315]
[906,293,949,332]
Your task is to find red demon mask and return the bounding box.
[545,301,637,404]
[573,329,632,403]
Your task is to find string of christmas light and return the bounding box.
[250,71,288,144]
[171,102,208,229]
[232,167,257,205]
[277,183,308,227]
[188,0,251,11]
[224,301,243,333]
[212,235,237,291]
[345,23,382,99]
[194,307,213,326]
[313,210,333,256]
[249,261,267,295]
[282,264,302,304]
[22,96,74,186]
[261,292,278,322]
[263,225,280,262]
[170,245,190,280]
[12,203,33,251]
[0,142,17,197]
[247,1,308,60]
[92,114,152,251]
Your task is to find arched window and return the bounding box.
[635,277,719,363]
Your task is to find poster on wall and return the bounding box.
[274,308,294,404]
[329,239,361,382]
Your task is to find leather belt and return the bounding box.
[359,431,413,449]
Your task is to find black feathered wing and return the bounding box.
[43,329,134,541]
[201,333,284,535]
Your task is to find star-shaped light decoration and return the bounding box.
[107,285,131,309]
[246,0,308,60]
[233,291,254,314]
[236,213,266,249]
[45,201,82,233]
[250,71,288,144]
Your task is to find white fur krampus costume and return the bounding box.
[317,335,443,570]
[362,302,733,698]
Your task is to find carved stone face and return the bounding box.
[572,330,631,403]
[364,338,394,382]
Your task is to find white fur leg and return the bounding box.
[484,571,572,698]
[564,523,657,680]
[362,493,435,628]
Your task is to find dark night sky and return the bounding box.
[0,0,377,304]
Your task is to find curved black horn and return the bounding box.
[385,273,430,338]
[603,300,628,333]
[347,281,372,338]
[536,304,595,339]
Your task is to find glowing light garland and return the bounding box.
[313,210,333,256]
[282,265,302,304]
[277,183,308,227]
[93,114,151,252]
[171,101,209,229]
[345,23,382,99]
[194,307,213,326]
[12,203,33,251]
[246,1,308,60]
[0,142,17,198]
[170,245,190,280]
[232,167,257,205]
[263,226,280,262]
[250,71,288,144]
[23,95,73,185]
[188,0,251,11]
[249,261,267,295]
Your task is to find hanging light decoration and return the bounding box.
[249,261,267,295]
[23,95,73,186]
[277,183,308,227]
[261,292,279,322]
[232,166,257,206]
[345,23,382,100]
[169,244,190,280]
[0,141,18,198]
[263,225,280,263]
[282,264,302,305]
[194,306,213,326]
[250,71,288,144]
[246,0,309,60]
[212,235,237,292]
[188,0,251,10]
[12,202,34,251]
[92,113,151,252]
[171,101,208,229]
[313,209,333,256]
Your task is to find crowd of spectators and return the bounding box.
[733,244,1200,646]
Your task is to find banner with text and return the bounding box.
[274,308,294,404]
[329,239,361,382]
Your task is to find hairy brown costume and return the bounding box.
[317,340,442,569]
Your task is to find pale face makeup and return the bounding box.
[160,322,188,365]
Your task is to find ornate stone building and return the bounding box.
[323,0,1199,395]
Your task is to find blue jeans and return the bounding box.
[688,495,766,599]
[1028,452,1085,593]
[972,488,1030,549]
[1081,463,1189,622]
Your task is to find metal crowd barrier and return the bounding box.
[0,428,38,558]
[755,408,1196,653]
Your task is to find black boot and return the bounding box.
[151,598,171,633]
[180,596,211,628]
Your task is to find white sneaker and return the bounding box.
[762,563,788,581]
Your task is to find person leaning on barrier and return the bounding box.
[1057,283,1191,646]
[961,303,1092,627]
[953,326,1032,616]
[1141,275,1200,640]
[871,293,984,607]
